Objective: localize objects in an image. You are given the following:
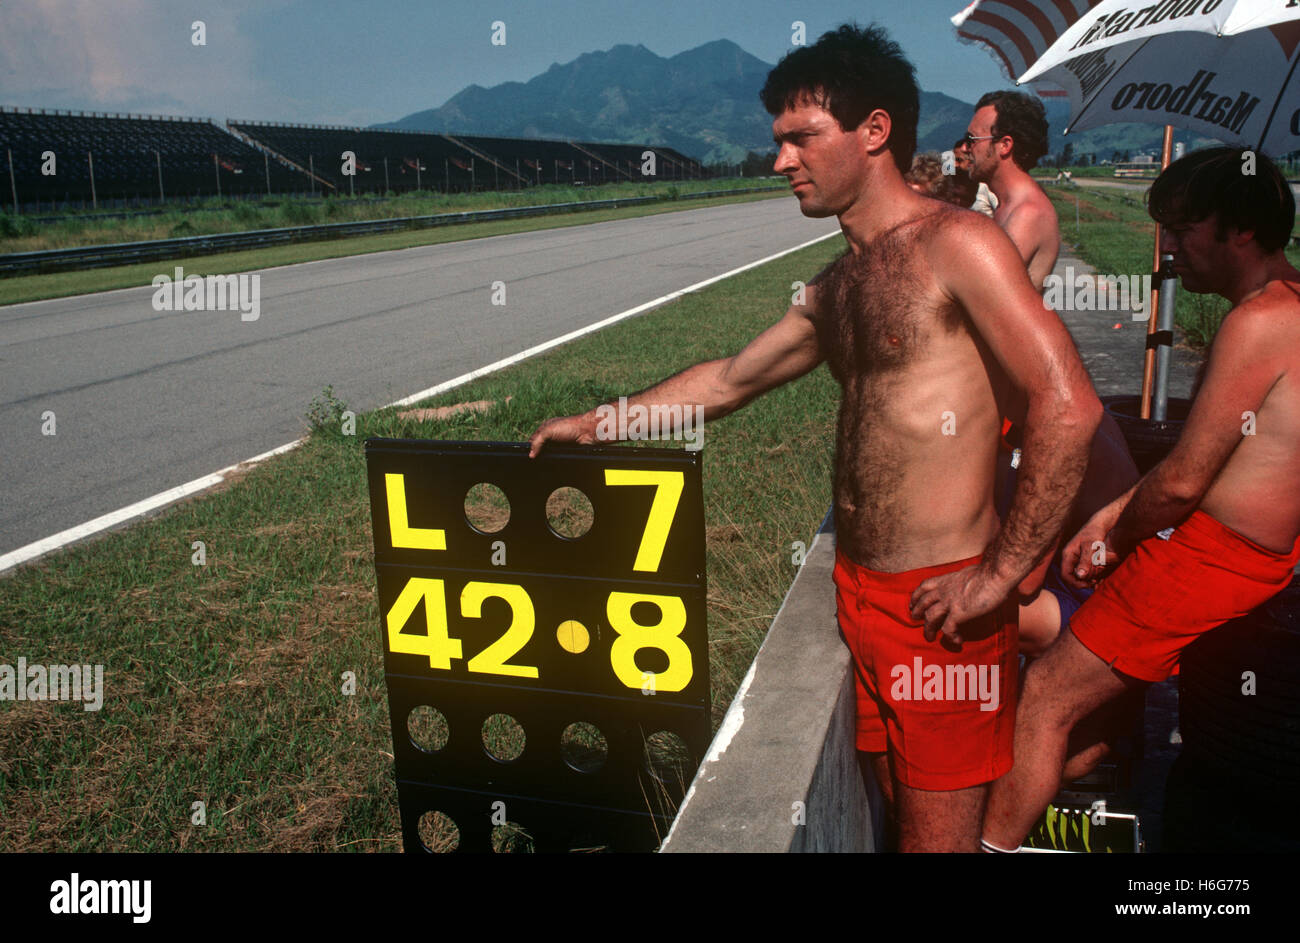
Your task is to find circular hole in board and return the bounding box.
[464,482,510,534]
[407,705,450,753]
[490,821,536,853]
[418,811,459,853]
[545,486,594,539]
[481,712,526,763]
[643,730,694,787]
[560,721,609,773]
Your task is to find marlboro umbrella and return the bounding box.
[1014,0,1300,415]
[952,0,1103,87]
[1018,0,1300,154]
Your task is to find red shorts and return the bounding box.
[832,547,1019,791]
[1071,510,1300,682]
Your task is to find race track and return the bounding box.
[0,197,841,560]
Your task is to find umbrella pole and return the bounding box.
[1140,126,1176,419]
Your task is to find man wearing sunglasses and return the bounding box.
[959,92,1059,292]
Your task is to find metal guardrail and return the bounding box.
[0,186,786,277]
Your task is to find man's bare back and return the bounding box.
[812,207,1005,571]
[994,182,1060,292]
[1186,278,1300,552]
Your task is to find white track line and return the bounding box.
[1,229,842,574]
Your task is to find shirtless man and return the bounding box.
[960,89,1140,655]
[982,147,1300,852]
[528,24,1101,852]
[963,91,1059,291]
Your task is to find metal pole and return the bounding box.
[1152,253,1177,421]
[416,156,421,190]
[310,154,315,196]
[89,151,98,210]
[445,158,449,192]
[384,156,389,193]
[8,148,18,214]
[1140,126,1175,419]
[157,150,165,202]
[494,160,498,191]
[265,152,271,196]
[213,152,221,198]
[471,158,475,192]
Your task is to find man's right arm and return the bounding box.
[528,286,825,456]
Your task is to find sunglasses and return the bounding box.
[959,133,997,148]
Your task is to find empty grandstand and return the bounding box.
[0,107,306,209]
[1,106,704,213]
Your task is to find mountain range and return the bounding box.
[380,39,1193,166]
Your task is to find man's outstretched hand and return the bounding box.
[1059,511,1124,589]
[909,562,1014,647]
[527,413,598,458]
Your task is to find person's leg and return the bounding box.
[896,781,988,852]
[1018,591,1060,657]
[982,629,1142,849]
[859,750,896,851]
[1061,686,1146,783]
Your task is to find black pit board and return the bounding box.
[364,439,711,853]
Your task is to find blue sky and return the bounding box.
[0,0,1014,125]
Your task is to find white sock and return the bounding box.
[980,837,1021,853]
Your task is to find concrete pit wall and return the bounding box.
[660,512,883,853]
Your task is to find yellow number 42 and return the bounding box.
[385,577,538,679]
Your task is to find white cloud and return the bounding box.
[0,0,289,116]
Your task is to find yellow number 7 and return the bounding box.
[603,469,683,573]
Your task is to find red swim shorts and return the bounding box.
[1070,509,1300,683]
[832,546,1019,791]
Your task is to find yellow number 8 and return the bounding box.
[607,592,692,692]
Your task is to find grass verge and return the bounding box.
[1045,182,1300,348]
[0,235,845,852]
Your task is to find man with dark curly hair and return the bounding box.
[983,147,1300,852]
[962,91,1059,290]
[530,23,1101,852]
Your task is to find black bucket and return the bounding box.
[1101,394,1192,475]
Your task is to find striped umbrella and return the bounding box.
[952,0,1106,91]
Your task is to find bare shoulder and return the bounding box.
[1027,181,1059,220]
[1003,186,1058,232]
[924,202,1007,255]
[1218,278,1300,348]
[804,250,851,317]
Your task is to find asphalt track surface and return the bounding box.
[1,197,841,561]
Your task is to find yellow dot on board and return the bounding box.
[556,620,590,654]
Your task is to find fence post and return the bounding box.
[7,148,18,214]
